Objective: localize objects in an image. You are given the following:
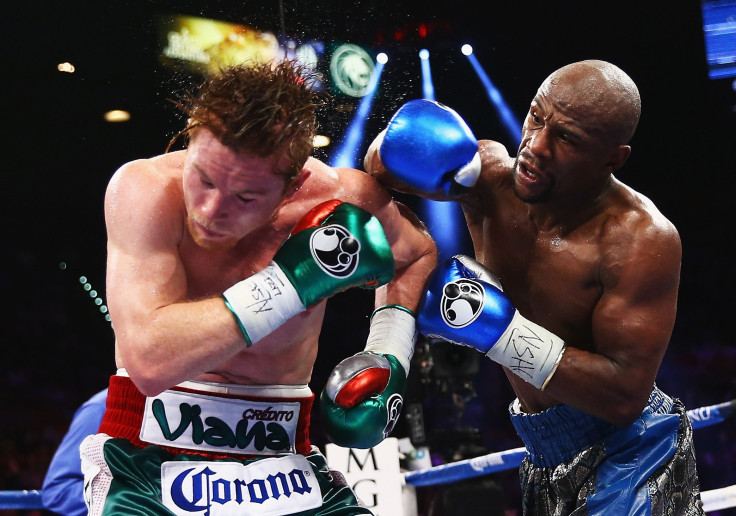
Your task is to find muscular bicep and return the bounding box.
[542,223,681,425]
[338,169,438,311]
[375,200,438,311]
[104,164,187,340]
[591,224,681,394]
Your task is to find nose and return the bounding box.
[527,127,553,160]
[200,191,227,220]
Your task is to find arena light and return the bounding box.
[377,52,388,64]
[313,134,331,148]
[329,56,385,168]
[461,44,473,56]
[419,49,435,101]
[104,110,131,123]
[57,62,75,73]
[463,50,522,146]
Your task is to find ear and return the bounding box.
[283,170,310,199]
[606,144,631,173]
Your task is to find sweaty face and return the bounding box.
[182,129,290,250]
[514,75,617,204]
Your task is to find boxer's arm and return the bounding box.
[105,162,246,395]
[335,168,438,313]
[328,169,436,370]
[541,215,682,426]
[319,169,437,448]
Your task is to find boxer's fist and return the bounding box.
[275,199,395,308]
[417,255,565,390]
[377,99,481,197]
[320,352,406,449]
[224,200,394,346]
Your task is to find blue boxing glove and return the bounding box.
[320,305,416,449]
[417,255,565,390]
[376,99,481,197]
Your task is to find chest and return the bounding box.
[181,217,299,299]
[473,210,604,338]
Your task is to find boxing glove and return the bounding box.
[377,99,481,197]
[320,305,416,449]
[417,255,565,390]
[224,200,395,346]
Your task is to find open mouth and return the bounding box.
[517,160,541,186]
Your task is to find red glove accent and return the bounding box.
[290,199,344,235]
[334,368,390,408]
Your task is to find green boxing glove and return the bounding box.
[320,305,417,449]
[224,200,395,346]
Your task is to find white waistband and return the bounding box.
[115,368,311,398]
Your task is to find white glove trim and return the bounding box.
[223,261,306,346]
[364,305,417,375]
[454,151,482,188]
[486,310,566,390]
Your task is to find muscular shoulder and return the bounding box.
[479,139,514,171]
[297,157,416,251]
[301,157,392,207]
[107,152,183,197]
[107,152,184,208]
[460,140,515,208]
[105,152,186,243]
[599,184,681,288]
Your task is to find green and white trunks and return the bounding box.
[81,372,373,515]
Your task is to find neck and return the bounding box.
[527,175,616,234]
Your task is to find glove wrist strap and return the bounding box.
[364,305,417,375]
[486,310,565,390]
[223,261,306,346]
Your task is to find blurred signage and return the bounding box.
[158,15,377,98]
[159,15,281,75]
[330,43,376,97]
[701,0,736,79]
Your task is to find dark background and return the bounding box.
[2,1,735,514]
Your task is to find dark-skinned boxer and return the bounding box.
[366,60,704,515]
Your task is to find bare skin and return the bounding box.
[365,60,681,427]
[105,128,437,396]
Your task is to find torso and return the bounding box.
[464,141,652,412]
[180,213,325,386]
[115,152,385,386]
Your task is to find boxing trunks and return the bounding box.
[81,371,372,516]
[509,385,704,515]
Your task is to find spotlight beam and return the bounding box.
[329,57,386,168]
[464,50,522,146]
[418,48,471,262]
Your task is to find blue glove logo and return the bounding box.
[309,224,360,278]
[440,279,485,328]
